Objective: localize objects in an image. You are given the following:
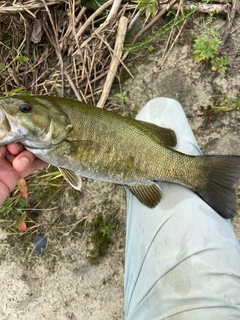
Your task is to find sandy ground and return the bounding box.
[1,14,240,320]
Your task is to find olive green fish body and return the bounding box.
[34,97,201,184]
[24,97,204,188]
[0,95,239,219]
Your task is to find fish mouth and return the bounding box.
[0,107,11,139]
[0,107,25,144]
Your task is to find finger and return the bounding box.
[20,158,46,178]
[12,150,35,172]
[7,143,25,155]
[5,153,15,164]
[0,145,7,157]
[0,181,11,206]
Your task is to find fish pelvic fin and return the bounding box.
[58,167,82,190]
[126,182,162,208]
[196,155,240,219]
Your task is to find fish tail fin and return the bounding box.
[196,155,240,219]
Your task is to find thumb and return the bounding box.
[12,151,35,173]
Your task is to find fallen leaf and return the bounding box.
[18,178,28,200]
[13,213,27,230]
[18,222,27,232]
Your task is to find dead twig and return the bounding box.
[160,0,185,67]
[64,71,82,102]
[97,16,128,109]
[76,0,114,39]
[41,0,65,96]
[106,0,122,22]
[218,0,238,53]
[160,1,232,15]
[0,0,64,14]
[131,0,178,46]
[160,19,187,68]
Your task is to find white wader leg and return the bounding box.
[124,98,240,320]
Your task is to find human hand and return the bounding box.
[0,143,46,205]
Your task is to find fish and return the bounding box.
[0,95,240,219]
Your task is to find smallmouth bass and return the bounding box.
[0,95,240,219]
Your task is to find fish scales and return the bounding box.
[53,97,204,185]
[0,95,240,219]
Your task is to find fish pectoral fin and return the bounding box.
[58,167,82,190]
[126,183,162,208]
[138,120,177,147]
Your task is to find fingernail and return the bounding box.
[20,157,29,168]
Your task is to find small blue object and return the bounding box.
[32,232,47,257]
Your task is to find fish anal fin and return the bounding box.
[138,120,177,147]
[126,183,162,208]
[58,167,82,190]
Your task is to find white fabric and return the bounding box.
[124,98,240,320]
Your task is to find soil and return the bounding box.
[1,13,240,320]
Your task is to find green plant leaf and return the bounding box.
[0,64,6,71]
[16,55,29,63]
[7,87,25,95]
[211,57,229,74]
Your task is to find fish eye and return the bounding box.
[19,103,32,113]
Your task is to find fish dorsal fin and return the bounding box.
[58,167,82,190]
[126,183,162,208]
[138,120,177,147]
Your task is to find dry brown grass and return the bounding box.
[0,0,235,105]
[0,0,136,104]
